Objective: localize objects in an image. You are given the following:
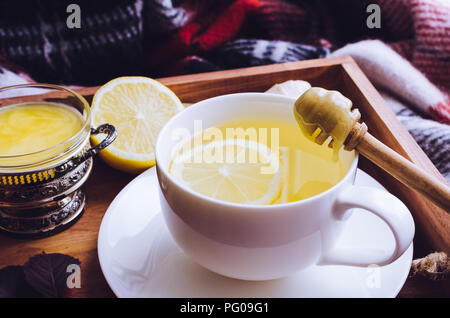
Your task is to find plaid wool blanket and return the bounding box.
[0,0,449,181]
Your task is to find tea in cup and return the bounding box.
[168,118,354,204]
[155,93,414,280]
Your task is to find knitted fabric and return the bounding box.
[0,0,143,86]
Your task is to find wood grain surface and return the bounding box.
[0,57,448,297]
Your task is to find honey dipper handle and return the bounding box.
[356,133,450,212]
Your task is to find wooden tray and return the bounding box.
[0,56,449,297]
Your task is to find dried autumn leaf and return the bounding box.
[23,253,80,298]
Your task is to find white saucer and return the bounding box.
[98,167,413,298]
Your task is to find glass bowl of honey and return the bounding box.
[0,84,117,238]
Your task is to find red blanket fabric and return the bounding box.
[147,0,449,92]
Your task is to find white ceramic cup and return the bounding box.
[155,93,415,281]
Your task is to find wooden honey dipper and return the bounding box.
[294,87,450,212]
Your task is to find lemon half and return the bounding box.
[91,77,184,174]
[169,139,282,205]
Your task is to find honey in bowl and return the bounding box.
[0,102,83,164]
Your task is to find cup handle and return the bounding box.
[79,124,118,163]
[318,185,415,267]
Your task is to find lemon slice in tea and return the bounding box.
[169,139,282,204]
